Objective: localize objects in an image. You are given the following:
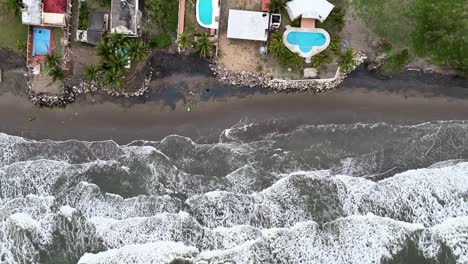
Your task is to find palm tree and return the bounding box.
[267,0,286,13]
[111,34,130,49]
[337,48,356,73]
[45,53,60,67]
[177,32,191,50]
[96,39,111,59]
[82,65,100,82]
[268,37,285,58]
[312,53,326,68]
[103,68,125,89]
[49,66,64,82]
[4,0,22,17]
[109,52,129,71]
[127,40,148,61]
[329,36,341,55]
[194,33,213,58]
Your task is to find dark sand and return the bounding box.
[1,50,468,144]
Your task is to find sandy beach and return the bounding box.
[1,50,468,144]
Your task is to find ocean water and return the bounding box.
[1,121,468,263]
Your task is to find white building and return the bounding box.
[227,10,270,41]
[285,0,334,22]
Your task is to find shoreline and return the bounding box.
[1,50,468,144]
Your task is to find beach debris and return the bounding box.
[27,117,36,122]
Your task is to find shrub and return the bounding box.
[268,30,304,72]
[145,0,178,33]
[337,48,356,73]
[150,34,172,49]
[378,49,410,76]
[78,2,91,30]
[409,0,468,77]
[317,7,345,33]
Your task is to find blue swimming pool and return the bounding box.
[198,0,213,26]
[33,27,51,56]
[286,31,326,53]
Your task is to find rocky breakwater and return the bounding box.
[26,68,76,108]
[28,66,153,107]
[210,65,272,88]
[211,52,367,93]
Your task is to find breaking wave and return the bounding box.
[1,121,468,263]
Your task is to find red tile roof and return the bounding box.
[261,0,271,12]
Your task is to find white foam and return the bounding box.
[77,241,198,264]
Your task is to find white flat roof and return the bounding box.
[286,0,334,22]
[227,10,269,41]
[21,0,42,25]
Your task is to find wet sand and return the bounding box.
[1,50,468,144]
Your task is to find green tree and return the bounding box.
[312,51,331,68]
[177,32,191,50]
[82,65,100,82]
[96,39,111,58]
[49,66,64,82]
[267,0,286,13]
[145,0,178,33]
[45,53,60,68]
[194,33,213,58]
[103,68,125,89]
[3,0,22,17]
[317,7,345,33]
[337,48,356,72]
[111,34,130,49]
[328,36,342,56]
[268,31,285,58]
[409,0,468,77]
[109,52,129,71]
[127,40,148,61]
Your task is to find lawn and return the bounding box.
[0,3,28,49]
[352,0,413,50]
[54,28,63,53]
[183,0,206,35]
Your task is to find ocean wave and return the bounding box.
[1,121,468,263]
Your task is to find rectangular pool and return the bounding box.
[32,27,51,56]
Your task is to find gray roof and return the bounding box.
[85,12,107,44]
[110,0,141,36]
[86,30,104,45]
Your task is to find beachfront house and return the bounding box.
[21,0,70,71]
[282,0,334,63]
[21,0,68,27]
[110,0,142,37]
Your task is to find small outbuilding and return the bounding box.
[227,10,269,41]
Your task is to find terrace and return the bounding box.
[110,0,142,36]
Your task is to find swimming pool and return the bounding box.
[286,31,326,53]
[282,26,330,63]
[196,0,219,29]
[32,27,51,56]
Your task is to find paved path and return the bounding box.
[178,0,186,35]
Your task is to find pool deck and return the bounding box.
[301,18,316,29]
